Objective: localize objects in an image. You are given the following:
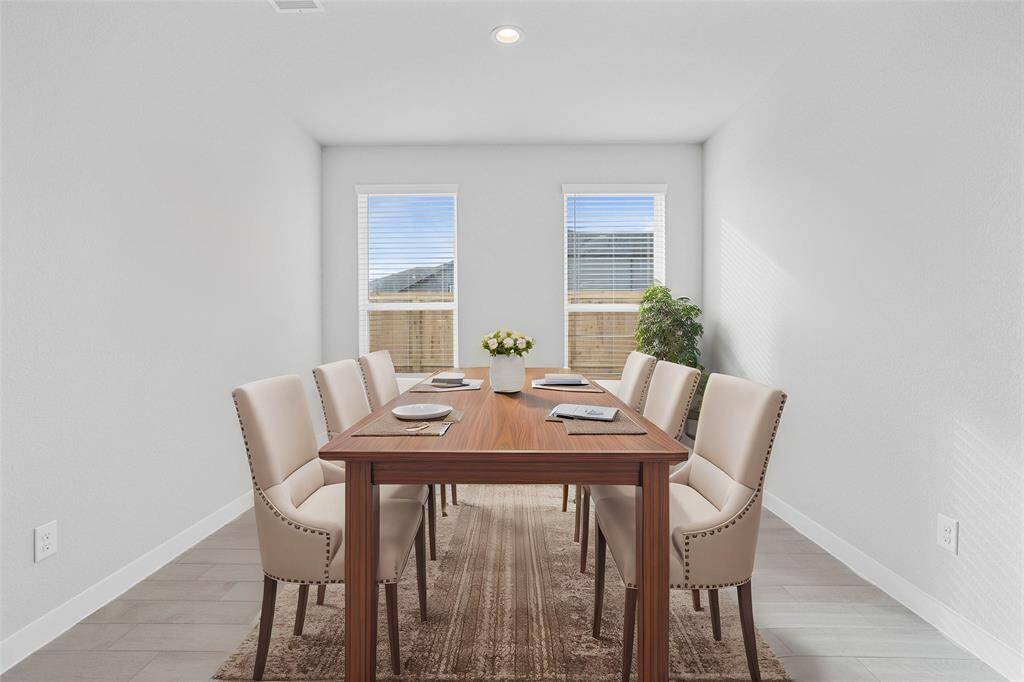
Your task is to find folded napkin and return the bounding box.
[545,412,647,435]
[531,379,604,394]
[409,379,485,393]
[354,409,464,437]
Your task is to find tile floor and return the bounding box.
[1,497,1006,681]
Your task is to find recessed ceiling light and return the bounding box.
[491,25,523,45]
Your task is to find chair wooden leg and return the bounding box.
[426,484,437,560]
[573,485,582,541]
[562,484,569,512]
[316,584,326,605]
[293,584,309,635]
[451,484,458,505]
[254,576,277,681]
[593,523,607,639]
[708,588,721,641]
[440,483,448,517]
[385,582,401,674]
[622,587,638,682]
[579,488,591,573]
[737,581,761,682]
[415,511,428,622]
[691,589,703,611]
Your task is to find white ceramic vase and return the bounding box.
[489,354,526,393]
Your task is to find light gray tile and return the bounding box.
[128,652,229,681]
[757,539,829,554]
[193,531,259,550]
[83,600,260,625]
[719,583,796,604]
[753,603,872,629]
[220,581,265,602]
[108,624,253,652]
[852,604,929,628]
[758,527,815,543]
[120,581,236,602]
[174,548,260,564]
[199,563,264,582]
[758,628,796,657]
[756,565,869,587]
[765,626,973,659]
[859,657,1004,681]
[144,564,212,581]
[779,656,879,681]
[42,624,135,651]
[2,652,157,680]
[783,585,899,605]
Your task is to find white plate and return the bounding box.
[391,403,453,421]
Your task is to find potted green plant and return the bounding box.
[634,284,708,426]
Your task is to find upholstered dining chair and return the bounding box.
[358,349,458,511]
[567,351,657,530]
[579,360,701,573]
[313,358,437,560]
[232,374,429,679]
[590,373,787,682]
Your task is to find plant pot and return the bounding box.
[489,354,525,393]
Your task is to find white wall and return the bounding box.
[703,2,1023,676]
[322,144,702,368]
[1,2,322,666]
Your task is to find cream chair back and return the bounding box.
[314,359,372,437]
[617,351,657,412]
[232,375,340,583]
[642,360,701,440]
[690,374,786,502]
[233,375,322,499]
[358,350,401,410]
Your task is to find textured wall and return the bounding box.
[703,1,1023,659]
[1,2,322,640]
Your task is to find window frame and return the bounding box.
[356,184,459,373]
[562,184,667,375]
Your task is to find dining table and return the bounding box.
[319,366,688,681]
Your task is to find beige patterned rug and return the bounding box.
[214,485,789,681]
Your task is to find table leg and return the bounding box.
[345,462,379,681]
[636,461,669,681]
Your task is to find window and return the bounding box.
[563,185,665,379]
[357,186,458,374]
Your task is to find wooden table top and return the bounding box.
[320,367,687,464]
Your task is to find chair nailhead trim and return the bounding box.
[357,358,375,411]
[680,393,787,588]
[312,371,336,436]
[233,396,334,582]
[675,371,701,441]
[636,359,657,412]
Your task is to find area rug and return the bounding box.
[214,485,789,681]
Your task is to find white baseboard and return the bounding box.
[764,491,1024,682]
[0,490,254,674]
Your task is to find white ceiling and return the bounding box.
[131,1,838,145]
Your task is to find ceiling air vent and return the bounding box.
[269,0,323,13]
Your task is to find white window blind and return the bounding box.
[563,189,665,379]
[357,189,458,373]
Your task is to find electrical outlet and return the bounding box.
[35,521,58,562]
[937,514,958,555]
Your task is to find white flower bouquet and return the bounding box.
[480,329,535,357]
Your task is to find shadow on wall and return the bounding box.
[949,418,1024,650]
[714,220,793,386]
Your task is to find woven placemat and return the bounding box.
[531,380,604,394]
[354,409,464,437]
[409,379,485,393]
[546,412,647,435]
